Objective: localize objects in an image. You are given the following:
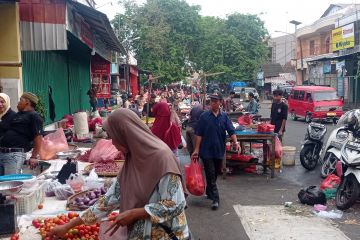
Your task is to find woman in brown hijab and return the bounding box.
[50,109,190,239]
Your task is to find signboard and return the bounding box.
[332,23,354,51]
[91,56,111,98]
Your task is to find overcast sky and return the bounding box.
[97,0,358,37]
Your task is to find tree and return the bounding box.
[112,0,269,84]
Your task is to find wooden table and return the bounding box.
[226,131,277,178]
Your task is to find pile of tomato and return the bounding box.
[32,212,101,240]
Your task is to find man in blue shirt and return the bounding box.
[192,93,240,210]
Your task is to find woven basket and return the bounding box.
[66,190,93,211]
[15,182,46,215]
[83,160,124,177]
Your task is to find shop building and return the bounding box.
[0,0,22,110]
[296,4,360,108]
[18,0,124,123]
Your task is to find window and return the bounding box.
[298,91,305,100]
[293,90,299,99]
[306,92,312,102]
[325,37,330,53]
[310,40,315,55]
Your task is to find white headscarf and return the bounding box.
[0,93,11,119]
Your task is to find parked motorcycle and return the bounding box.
[320,110,357,178]
[335,140,360,210]
[335,110,360,210]
[300,122,327,170]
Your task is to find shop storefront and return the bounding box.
[19,0,124,124]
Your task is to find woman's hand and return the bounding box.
[49,224,70,238]
[105,208,149,236]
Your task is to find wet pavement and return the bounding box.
[180,102,360,240]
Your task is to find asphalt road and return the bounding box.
[180,101,360,240]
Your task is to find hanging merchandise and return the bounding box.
[91,55,111,99]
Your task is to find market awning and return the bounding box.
[70,1,126,54]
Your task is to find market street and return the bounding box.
[182,102,360,240]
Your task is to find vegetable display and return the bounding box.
[68,187,107,210]
[32,212,99,240]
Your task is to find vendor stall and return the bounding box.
[226,130,277,179]
[0,139,125,240]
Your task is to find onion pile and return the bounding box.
[72,187,107,210]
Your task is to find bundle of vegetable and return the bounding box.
[68,187,107,210]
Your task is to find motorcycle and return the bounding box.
[320,126,353,178]
[320,110,358,178]
[300,122,327,170]
[335,140,360,210]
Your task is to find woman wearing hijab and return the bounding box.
[50,109,190,239]
[0,93,16,137]
[152,102,181,153]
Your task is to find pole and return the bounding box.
[146,75,153,125]
[299,37,305,83]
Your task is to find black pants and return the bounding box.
[202,158,223,202]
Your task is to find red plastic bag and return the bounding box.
[39,128,69,160]
[275,136,283,158]
[163,123,181,150]
[89,139,122,163]
[238,115,253,125]
[184,159,205,196]
[89,117,103,131]
[320,174,341,190]
[257,123,275,133]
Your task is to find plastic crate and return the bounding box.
[15,182,46,215]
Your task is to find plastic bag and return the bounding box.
[89,139,121,163]
[84,169,103,190]
[314,210,343,219]
[320,174,341,190]
[257,123,275,133]
[298,186,327,206]
[89,117,103,131]
[66,173,84,192]
[54,184,74,200]
[184,159,205,196]
[39,128,69,160]
[45,180,62,197]
[238,115,253,126]
[275,136,283,159]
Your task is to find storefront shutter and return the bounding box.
[22,51,70,124]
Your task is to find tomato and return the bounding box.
[38,204,44,209]
[10,233,19,240]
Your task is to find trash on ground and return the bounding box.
[314,210,343,219]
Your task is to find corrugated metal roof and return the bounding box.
[20,21,67,50]
[70,1,125,54]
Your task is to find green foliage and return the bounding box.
[113,0,270,84]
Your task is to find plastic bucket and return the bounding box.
[282,146,296,166]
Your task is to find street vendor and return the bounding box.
[0,92,43,175]
[50,109,190,239]
[192,93,240,210]
[270,89,288,141]
[142,93,156,118]
[244,92,259,114]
